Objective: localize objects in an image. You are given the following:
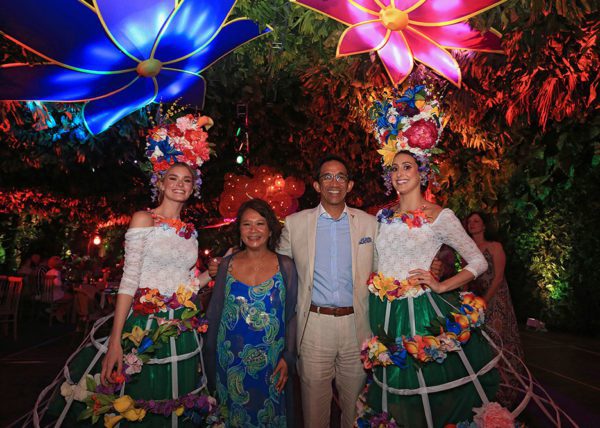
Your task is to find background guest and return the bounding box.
[466,211,525,406]
[46,255,72,322]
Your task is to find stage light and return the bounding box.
[236,154,245,165]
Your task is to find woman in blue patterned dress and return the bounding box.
[205,199,298,427]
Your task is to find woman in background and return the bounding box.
[466,211,524,406]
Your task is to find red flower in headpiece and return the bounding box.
[403,119,439,149]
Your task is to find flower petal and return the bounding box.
[0,0,136,72]
[153,0,235,62]
[376,31,414,85]
[336,21,389,57]
[166,19,271,73]
[0,64,136,101]
[94,0,176,60]
[155,70,206,108]
[292,0,377,25]
[408,0,508,26]
[348,0,390,11]
[392,0,424,9]
[410,23,503,51]
[404,27,461,86]
[83,76,157,134]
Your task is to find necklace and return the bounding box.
[148,209,195,239]
[377,205,429,228]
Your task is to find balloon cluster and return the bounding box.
[218,165,305,219]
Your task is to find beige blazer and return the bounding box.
[278,205,377,352]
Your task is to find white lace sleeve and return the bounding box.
[118,227,153,296]
[435,210,487,278]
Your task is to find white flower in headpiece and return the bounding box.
[176,115,194,132]
[151,146,164,159]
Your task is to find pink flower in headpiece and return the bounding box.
[403,119,439,149]
[176,114,196,132]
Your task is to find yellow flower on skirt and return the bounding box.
[122,326,145,346]
[103,413,123,428]
[113,395,136,413]
[175,285,197,311]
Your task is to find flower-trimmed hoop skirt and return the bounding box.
[41,306,208,427]
[366,291,499,428]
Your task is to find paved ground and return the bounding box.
[1,318,598,427]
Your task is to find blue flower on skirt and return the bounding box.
[137,336,154,354]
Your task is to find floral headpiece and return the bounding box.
[369,85,444,191]
[145,104,214,200]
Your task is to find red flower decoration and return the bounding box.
[403,119,439,149]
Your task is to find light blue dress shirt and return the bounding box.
[312,204,353,307]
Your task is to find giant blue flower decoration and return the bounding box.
[0,0,271,134]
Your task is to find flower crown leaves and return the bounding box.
[143,103,215,200]
[370,85,445,168]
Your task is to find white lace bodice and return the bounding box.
[374,208,487,280]
[118,225,198,296]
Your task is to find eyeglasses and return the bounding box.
[319,173,349,183]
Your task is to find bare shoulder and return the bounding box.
[490,241,505,253]
[129,211,154,228]
[422,203,444,222]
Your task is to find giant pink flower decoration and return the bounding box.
[292,0,506,86]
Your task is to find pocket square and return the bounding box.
[359,236,372,245]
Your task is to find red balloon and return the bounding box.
[289,198,299,214]
[247,179,267,199]
[219,192,238,218]
[285,176,305,198]
[233,175,250,190]
[271,193,293,218]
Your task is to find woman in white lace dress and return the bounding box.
[359,152,499,428]
[35,163,216,427]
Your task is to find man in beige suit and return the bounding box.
[278,155,377,428]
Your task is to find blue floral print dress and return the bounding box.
[215,271,287,427]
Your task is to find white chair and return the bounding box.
[0,276,24,339]
[36,274,59,326]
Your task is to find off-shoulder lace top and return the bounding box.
[117,223,198,296]
[374,208,487,280]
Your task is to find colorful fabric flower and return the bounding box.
[124,350,143,375]
[293,0,505,86]
[104,413,124,428]
[122,326,145,346]
[0,0,272,134]
[175,285,198,311]
[472,402,514,427]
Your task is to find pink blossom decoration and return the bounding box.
[124,350,143,375]
[402,119,439,149]
[473,402,514,427]
[291,0,507,86]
